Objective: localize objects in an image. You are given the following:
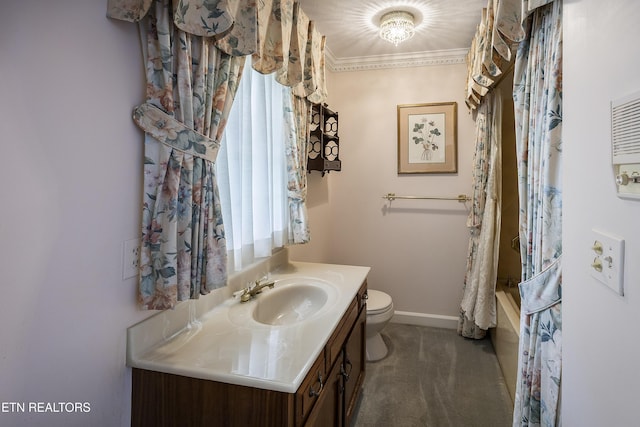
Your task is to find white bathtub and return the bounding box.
[490,285,520,403]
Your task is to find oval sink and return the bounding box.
[252,283,329,326]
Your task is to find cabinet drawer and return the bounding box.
[325,297,358,372]
[296,351,326,426]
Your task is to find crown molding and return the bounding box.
[325,48,468,73]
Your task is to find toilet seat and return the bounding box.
[367,290,392,315]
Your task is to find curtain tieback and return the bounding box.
[519,255,562,315]
[133,102,220,162]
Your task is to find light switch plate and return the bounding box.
[589,229,624,296]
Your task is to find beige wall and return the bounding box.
[563,1,640,424]
[291,63,476,319]
[1,2,149,425]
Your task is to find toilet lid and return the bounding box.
[367,290,392,314]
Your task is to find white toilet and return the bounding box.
[365,289,394,361]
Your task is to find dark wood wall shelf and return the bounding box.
[308,103,341,175]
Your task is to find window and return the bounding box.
[216,62,292,272]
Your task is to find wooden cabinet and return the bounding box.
[131,280,367,427]
[306,281,367,427]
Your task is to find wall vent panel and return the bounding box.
[611,91,640,199]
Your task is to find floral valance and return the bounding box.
[465,0,556,110]
[107,0,327,104]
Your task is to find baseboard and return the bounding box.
[390,310,458,330]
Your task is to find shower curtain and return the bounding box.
[462,1,562,424]
[511,1,563,426]
[458,90,503,339]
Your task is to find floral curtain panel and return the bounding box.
[459,90,503,340]
[464,0,562,424]
[108,0,326,309]
[512,1,563,425]
[285,93,311,244]
[113,0,246,310]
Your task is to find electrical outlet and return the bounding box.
[123,238,141,280]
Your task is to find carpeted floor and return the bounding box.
[351,323,513,427]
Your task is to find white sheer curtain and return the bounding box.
[216,60,291,272]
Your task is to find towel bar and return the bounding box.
[382,193,471,203]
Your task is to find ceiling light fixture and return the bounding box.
[379,10,415,46]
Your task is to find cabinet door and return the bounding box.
[304,356,343,427]
[343,308,366,426]
[326,298,358,372]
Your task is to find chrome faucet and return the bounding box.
[239,278,275,302]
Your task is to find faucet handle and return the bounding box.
[234,287,252,302]
[239,288,252,302]
[256,274,269,284]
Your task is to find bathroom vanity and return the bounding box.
[127,261,369,426]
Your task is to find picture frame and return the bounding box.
[397,102,458,174]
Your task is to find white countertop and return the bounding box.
[127,261,370,393]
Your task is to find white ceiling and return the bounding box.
[298,0,486,70]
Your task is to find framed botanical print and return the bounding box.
[397,102,458,174]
